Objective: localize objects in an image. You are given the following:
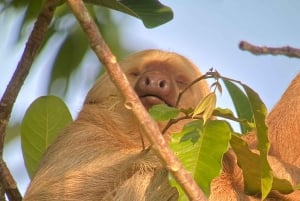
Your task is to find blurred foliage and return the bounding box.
[1,0,133,99]
[0,0,173,102]
[0,0,174,146]
[0,1,131,147]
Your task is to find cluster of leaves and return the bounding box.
[1,0,173,98]
[149,71,297,200]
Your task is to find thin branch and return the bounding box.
[176,74,213,107]
[0,0,61,200]
[66,0,207,200]
[239,41,300,58]
[0,160,22,201]
[162,115,198,134]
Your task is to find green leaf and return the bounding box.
[86,0,173,28]
[213,107,255,129]
[222,79,253,133]
[49,28,89,95]
[193,92,216,123]
[21,96,73,178]
[230,134,294,195]
[149,104,180,121]
[242,84,271,199]
[230,134,261,194]
[170,120,231,198]
[178,120,203,144]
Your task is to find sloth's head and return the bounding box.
[86,49,209,112]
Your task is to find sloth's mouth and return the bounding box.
[139,95,171,110]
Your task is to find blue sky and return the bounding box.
[1,0,300,194]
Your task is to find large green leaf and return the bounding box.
[242,84,271,199]
[230,134,294,195]
[223,78,272,199]
[170,120,231,199]
[86,0,173,28]
[222,79,253,133]
[21,96,73,178]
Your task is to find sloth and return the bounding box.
[23,49,209,200]
[23,49,300,201]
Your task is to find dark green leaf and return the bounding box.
[170,120,231,198]
[86,0,173,28]
[149,104,180,121]
[21,96,73,178]
[222,79,253,133]
[178,120,203,144]
[49,28,89,95]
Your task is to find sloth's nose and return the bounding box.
[135,71,171,95]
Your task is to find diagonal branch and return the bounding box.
[0,0,61,200]
[239,41,300,58]
[0,160,22,201]
[66,0,207,200]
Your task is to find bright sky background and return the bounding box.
[1,0,300,194]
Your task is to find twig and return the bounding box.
[0,160,22,201]
[0,0,61,200]
[66,0,207,200]
[239,41,300,58]
[175,74,213,107]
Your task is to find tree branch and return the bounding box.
[66,0,207,200]
[239,41,300,58]
[0,160,22,201]
[0,0,61,200]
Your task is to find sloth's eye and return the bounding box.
[129,71,140,77]
[176,77,189,88]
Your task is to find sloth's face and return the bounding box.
[123,50,208,110]
[86,50,208,112]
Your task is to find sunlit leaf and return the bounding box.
[86,0,173,28]
[170,120,231,198]
[21,96,73,178]
[193,92,216,123]
[149,104,180,121]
